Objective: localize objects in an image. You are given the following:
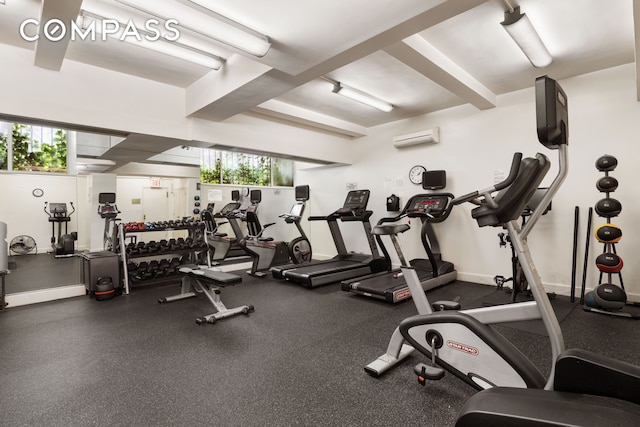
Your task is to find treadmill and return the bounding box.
[271,189,388,288]
[341,172,457,303]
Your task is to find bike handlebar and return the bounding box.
[452,153,523,207]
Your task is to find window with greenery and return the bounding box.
[0,122,67,173]
[200,148,293,187]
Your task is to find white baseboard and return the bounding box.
[457,272,640,301]
[5,284,86,308]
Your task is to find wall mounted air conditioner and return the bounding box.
[393,127,439,148]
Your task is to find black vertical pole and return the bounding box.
[580,207,593,304]
[570,206,579,302]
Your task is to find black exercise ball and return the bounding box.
[596,176,618,193]
[592,283,626,310]
[594,198,622,218]
[594,223,622,243]
[595,154,618,172]
[595,252,623,273]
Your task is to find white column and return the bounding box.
[66,130,77,175]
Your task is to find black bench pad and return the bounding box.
[179,265,242,286]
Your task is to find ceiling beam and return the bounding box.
[384,34,496,110]
[100,134,186,171]
[185,55,273,118]
[251,100,368,137]
[34,0,83,70]
[189,0,490,122]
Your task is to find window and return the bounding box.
[0,122,8,170]
[0,122,67,173]
[200,148,293,187]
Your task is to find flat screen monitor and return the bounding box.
[98,192,116,204]
[295,185,310,201]
[422,170,446,190]
[536,75,568,148]
[250,190,262,204]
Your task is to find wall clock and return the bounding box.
[409,165,427,185]
[32,188,44,198]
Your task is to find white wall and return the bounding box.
[0,173,78,254]
[0,43,360,166]
[298,64,640,299]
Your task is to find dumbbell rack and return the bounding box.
[118,221,210,294]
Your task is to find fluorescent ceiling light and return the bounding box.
[116,0,271,57]
[80,12,223,69]
[501,6,552,68]
[332,82,394,113]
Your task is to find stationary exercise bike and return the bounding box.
[97,192,121,251]
[493,188,552,302]
[365,151,547,388]
[379,76,640,425]
[44,201,77,257]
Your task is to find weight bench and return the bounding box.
[158,265,254,324]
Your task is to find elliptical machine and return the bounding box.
[204,190,251,264]
[97,192,121,252]
[44,201,77,257]
[241,186,312,277]
[279,185,312,264]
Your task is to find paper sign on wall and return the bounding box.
[208,189,223,202]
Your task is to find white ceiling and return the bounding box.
[0,0,638,166]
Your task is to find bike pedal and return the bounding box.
[414,363,445,382]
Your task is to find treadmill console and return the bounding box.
[336,189,370,217]
[218,202,241,217]
[406,194,453,219]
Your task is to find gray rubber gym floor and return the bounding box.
[1,272,640,426]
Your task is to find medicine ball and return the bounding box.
[595,252,623,273]
[593,283,626,310]
[94,277,116,301]
[583,291,597,308]
[594,198,622,218]
[595,154,618,172]
[594,223,622,243]
[596,176,618,193]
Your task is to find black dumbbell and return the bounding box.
[136,241,148,255]
[126,242,138,255]
[158,239,169,252]
[157,259,170,277]
[147,241,159,253]
[134,261,149,281]
[166,257,181,276]
[148,260,160,278]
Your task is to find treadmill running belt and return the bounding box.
[283,260,360,278]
